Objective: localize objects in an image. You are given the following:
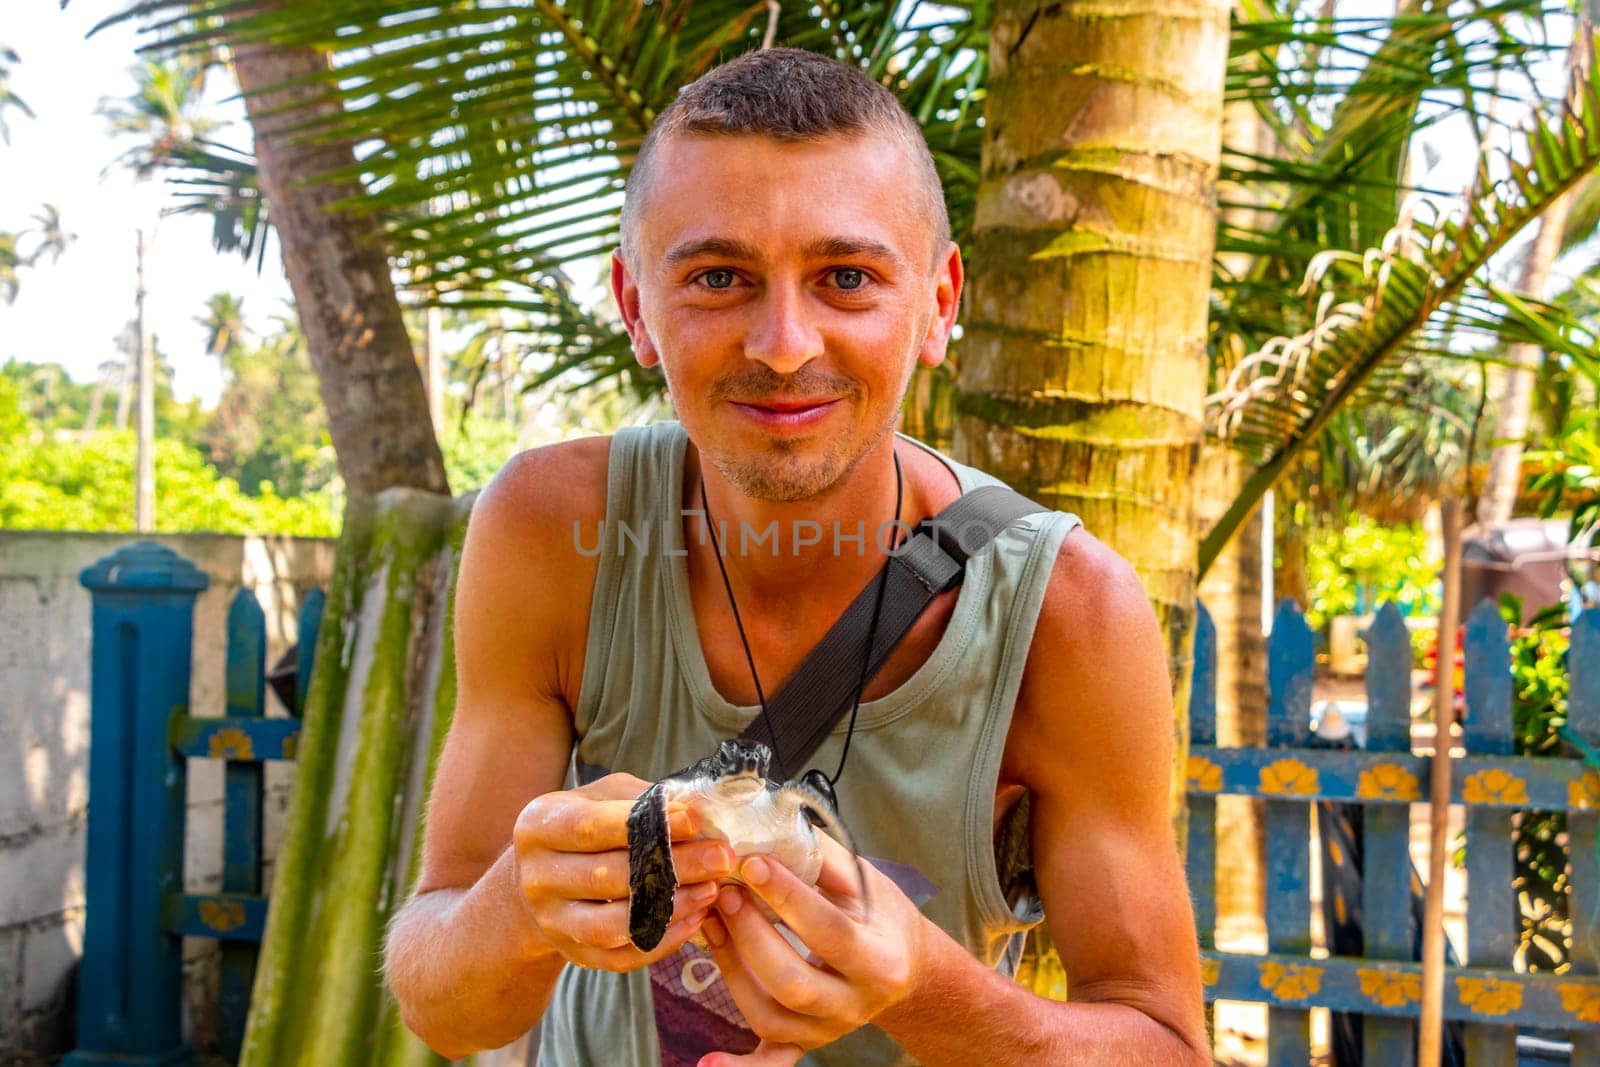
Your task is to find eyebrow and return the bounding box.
[662,235,905,270]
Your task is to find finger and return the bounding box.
[811,832,869,901]
[701,911,840,1047]
[697,1039,805,1067]
[539,839,734,901]
[575,772,653,800]
[735,857,859,965]
[521,796,698,853]
[557,882,721,949]
[714,887,851,1018]
[591,906,712,971]
[579,774,704,840]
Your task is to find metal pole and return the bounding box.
[424,303,444,434]
[135,229,155,532]
[1419,496,1464,1067]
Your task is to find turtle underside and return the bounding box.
[625,740,857,951]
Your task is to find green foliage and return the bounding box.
[1304,518,1441,630]
[1529,411,1600,544]
[0,428,338,537]
[203,323,336,498]
[2,358,95,429]
[1500,597,1574,972]
[439,415,520,493]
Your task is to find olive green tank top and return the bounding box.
[537,420,1080,1067]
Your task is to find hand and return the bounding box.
[511,772,736,971]
[698,832,925,1056]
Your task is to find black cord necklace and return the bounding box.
[699,447,904,789]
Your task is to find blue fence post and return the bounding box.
[1186,604,1218,1052]
[1265,599,1314,1065]
[1362,602,1417,1064]
[218,588,267,1061]
[1187,602,1218,941]
[67,542,208,1067]
[1462,597,1515,1065]
[294,587,325,717]
[1568,608,1600,1065]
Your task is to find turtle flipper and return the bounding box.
[781,775,870,918]
[627,781,677,951]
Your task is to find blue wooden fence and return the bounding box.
[1188,596,1600,1064]
[66,542,324,1067]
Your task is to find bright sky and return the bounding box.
[1,3,293,407]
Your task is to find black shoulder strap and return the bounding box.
[740,485,1050,773]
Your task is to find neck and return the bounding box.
[688,436,909,603]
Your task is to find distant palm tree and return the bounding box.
[0,205,74,305]
[0,44,33,144]
[98,55,224,178]
[198,291,248,358]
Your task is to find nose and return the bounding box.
[743,280,823,376]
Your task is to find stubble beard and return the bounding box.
[709,414,897,502]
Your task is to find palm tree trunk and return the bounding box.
[229,34,448,496]
[1477,192,1574,524]
[1196,444,1268,947]
[1478,4,1594,525]
[114,349,134,432]
[957,0,1230,819]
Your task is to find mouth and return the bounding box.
[728,397,842,430]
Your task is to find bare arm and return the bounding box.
[875,533,1208,1064]
[698,532,1209,1066]
[383,440,733,1057]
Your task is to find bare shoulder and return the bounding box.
[415,435,615,892]
[1004,525,1175,811]
[455,434,614,709]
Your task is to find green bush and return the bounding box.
[0,428,339,536]
[1306,517,1442,630]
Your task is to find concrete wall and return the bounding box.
[0,530,336,1055]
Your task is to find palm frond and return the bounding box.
[1214,0,1562,376]
[161,139,270,269]
[1199,35,1600,575]
[100,0,985,389]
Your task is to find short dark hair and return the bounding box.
[619,47,949,274]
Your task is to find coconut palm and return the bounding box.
[0,205,75,305]
[98,55,225,178]
[198,291,248,358]
[0,45,33,144]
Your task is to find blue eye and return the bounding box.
[833,268,866,290]
[700,269,736,289]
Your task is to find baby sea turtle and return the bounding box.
[626,738,865,951]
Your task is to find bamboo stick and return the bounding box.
[1419,497,1464,1067]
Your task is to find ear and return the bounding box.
[611,249,661,368]
[916,241,963,370]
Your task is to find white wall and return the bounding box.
[0,531,336,1055]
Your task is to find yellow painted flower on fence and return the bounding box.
[1357,967,1421,1009]
[1357,763,1420,803]
[1461,769,1529,806]
[199,900,246,933]
[1570,770,1600,811]
[1560,982,1600,1023]
[282,731,299,760]
[1456,975,1523,1016]
[1260,758,1319,797]
[1260,962,1322,1001]
[208,727,254,761]
[1187,756,1223,794]
[1201,957,1220,987]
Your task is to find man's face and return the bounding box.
[611,131,961,502]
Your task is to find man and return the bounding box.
[384,47,1207,1067]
